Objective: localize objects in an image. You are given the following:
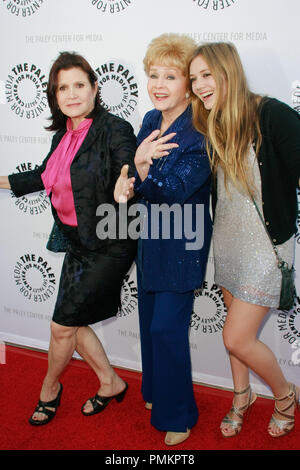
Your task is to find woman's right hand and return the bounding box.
[0,176,11,190]
[134,130,179,181]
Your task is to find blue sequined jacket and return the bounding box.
[134,106,212,292]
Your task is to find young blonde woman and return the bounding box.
[189,42,300,438]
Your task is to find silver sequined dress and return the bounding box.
[213,147,294,308]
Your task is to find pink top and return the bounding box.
[41,118,93,226]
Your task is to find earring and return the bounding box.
[185,92,190,99]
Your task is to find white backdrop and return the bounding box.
[0,0,300,397]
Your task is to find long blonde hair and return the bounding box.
[189,42,262,195]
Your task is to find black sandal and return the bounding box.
[29,383,63,426]
[81,382,128,416]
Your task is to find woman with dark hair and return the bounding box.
[46,52,102,130]
[0,51,137,425]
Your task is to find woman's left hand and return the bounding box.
[114,164,135,203]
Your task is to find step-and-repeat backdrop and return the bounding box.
[0,0,300,396]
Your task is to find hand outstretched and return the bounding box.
[114,164,135,203]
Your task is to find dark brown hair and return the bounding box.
[46,51,102,131]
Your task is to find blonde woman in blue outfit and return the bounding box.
[115,33,212,445]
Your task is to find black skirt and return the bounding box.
[52,223,136,327]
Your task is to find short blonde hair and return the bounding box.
[143,33,197,77]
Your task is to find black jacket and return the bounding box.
[9,108,137,251]
[256,97,300,244]
[213,98,300,245]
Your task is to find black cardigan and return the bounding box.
[9,108,137,251]
[212,97,300,245]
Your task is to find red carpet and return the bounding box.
[1,345,299,451]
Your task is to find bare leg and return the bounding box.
[220,288,251,435]
[221,291,292,436]
[31,321,78,422]
[222,288,250,394]
[75,326,126,413]
[223,298,289,394]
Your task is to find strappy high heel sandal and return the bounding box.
[268,383,300,438]
[220,384,257,437]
